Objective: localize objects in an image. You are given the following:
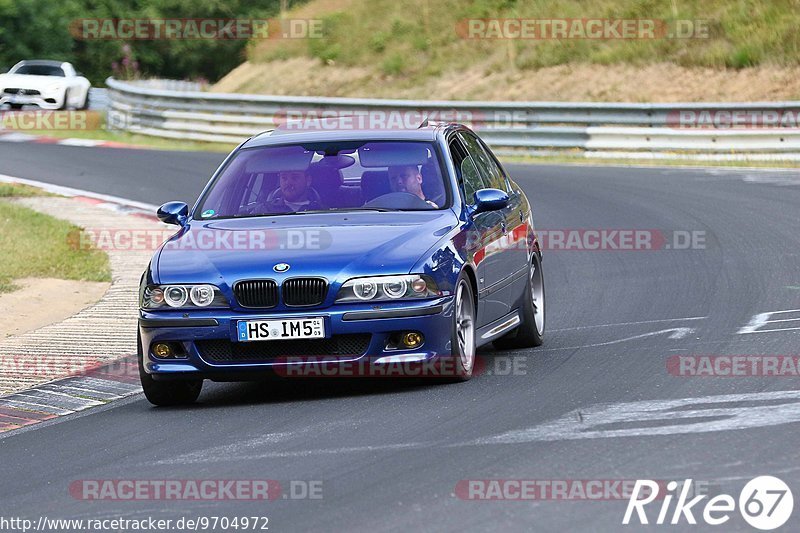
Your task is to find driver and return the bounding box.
[265,170,324,213]
[388,165,438,208]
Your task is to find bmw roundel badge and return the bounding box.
[273,263,290,272]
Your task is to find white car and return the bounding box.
[0,60,91,110]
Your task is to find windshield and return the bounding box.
[196,141,448,218]
[11,64,65,77]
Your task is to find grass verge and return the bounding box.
[0,182,54,197]
[0,184,110,293]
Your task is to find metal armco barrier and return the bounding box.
[106,77,800,160]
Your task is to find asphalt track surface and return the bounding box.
[1,141,800,531]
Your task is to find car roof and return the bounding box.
[240,120,464,149]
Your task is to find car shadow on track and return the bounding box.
[148,349,516,409]
[194,378,438,408]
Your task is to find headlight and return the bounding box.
[190,285,215,306]
[141,284,227,309]
[382,279,407,299]
[353,280,378,300]
[336,275,440,303]
[164,286,188,307]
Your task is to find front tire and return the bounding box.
[138,330,202,406]
[447,274,476,381]
[79,90,90,110]
[58,89,70,110]
[493,253,545,349]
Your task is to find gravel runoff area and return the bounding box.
[0,194,164,399]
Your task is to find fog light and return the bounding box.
[402,332,423,348]
[153,343,173,358]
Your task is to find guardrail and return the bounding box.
[106,77,800,160]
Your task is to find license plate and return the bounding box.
[237,318,324,342]
[8,95,31,104]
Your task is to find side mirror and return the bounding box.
[471,188,509,215]
[157,201,189,226]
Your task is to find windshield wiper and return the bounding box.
[224,210,329,219]
[219,208,392,219]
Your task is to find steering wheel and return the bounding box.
[427,191,446,208]
[364,192,434,210]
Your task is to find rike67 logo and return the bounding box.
[623,476,793,530]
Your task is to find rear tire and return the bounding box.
[138,330,202,406]
[493,253,545,349]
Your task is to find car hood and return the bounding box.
[154,210,457,285]
[0,74,65,89]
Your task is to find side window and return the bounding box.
[244,174,264,205]
[459,132,506,191]
[461,157,485,203]
[448,137,487,205]
[478,138,512,192]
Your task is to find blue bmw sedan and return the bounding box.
[138,121,545,405]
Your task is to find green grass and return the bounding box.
[0,183,54,197]
[251,0,800,83]
[0,199,110,293]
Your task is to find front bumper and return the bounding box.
[139,296,455,380]
[0,90,64,109]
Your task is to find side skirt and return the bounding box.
[475,310,521,347]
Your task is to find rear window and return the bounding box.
[196,141,449,218]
